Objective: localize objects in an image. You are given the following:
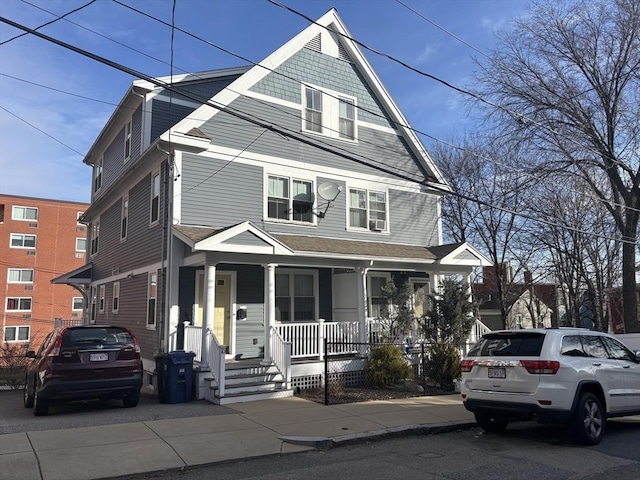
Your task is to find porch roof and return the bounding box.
[51,263,93,286]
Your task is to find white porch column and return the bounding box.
[356,267,368,344]
[262,263,277,365]
[200,263,217,369]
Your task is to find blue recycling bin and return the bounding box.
[157,351,195,404]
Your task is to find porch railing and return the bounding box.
[205,328,226,398]
[168,325,203,358]
[270,327,291,389]
[274,321,360,359]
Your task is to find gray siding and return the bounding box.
[454,250,479,261]
[221,231,270,247]
[250,47,393,127]
[151,101,197,142]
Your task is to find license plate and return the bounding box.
[90,353,109,362]
[488,367,506,379]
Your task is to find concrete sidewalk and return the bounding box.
[0,395,475,480]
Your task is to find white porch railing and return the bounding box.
[274,321,360,359]
[270,327,291,389]
[168,325,203,357]
[205,328,226,398]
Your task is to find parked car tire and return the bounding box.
[23,375,34,408]
[572,393,605,445]
[33,379,49,416]
[474,411,509,433]
[122,389,141,408]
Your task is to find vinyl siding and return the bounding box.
[151,101,197,142]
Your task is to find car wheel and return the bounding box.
[122,389,141,408]
[572,392,605,445]
[33,379,49,416]
[23,375,34,408]
[474,411,509,433]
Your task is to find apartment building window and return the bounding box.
[76,238,87,252]
[7,268,34,283]
[98,285,105,313]
[72,297,83,311]
[348,188,387,232]
[121,195,128,240]
[77,212,84,225]
[6,297,32,312]
[4,326,30,342]
[124,120,132,162]
[302,86,357,141]
[10,233,36,248]
[112,282,120,313]
[147,272,157,327]
[12,206,38,221]
[0,204,4,223]
[275,270,317,322]
[267,176,313,223]
[94,157,103,193]
[90,221,99,255]
[304,87,322,133]
[368,275,390,318]
[151,172,160,224]
[339,98,355,140]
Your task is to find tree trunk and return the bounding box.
[621,230,639,333]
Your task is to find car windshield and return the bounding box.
[467,332,545,357]
[62,327,134,348]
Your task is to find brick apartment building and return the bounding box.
[0,194,89,350]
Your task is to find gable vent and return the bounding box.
[305,33,321,52]
[338,41,353,63]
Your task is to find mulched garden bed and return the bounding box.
[296,383,454,405]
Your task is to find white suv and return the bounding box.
[460,328,640,445]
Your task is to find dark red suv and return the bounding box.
[23,325,143,416]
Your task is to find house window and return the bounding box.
[339,98,355,140]
[368,275,389,318]
[151,172,160,224]
[99,285,105,313]
[112,282,120,313]
[94,156,103,193]
[7,268,34,283]
[72,297,83,311]
[349,188,387,231]
[10,233,36,249]
[304,87,323,133]
[12,206,38,221]
[275,270,317,322]
[147,272,157,327]
[124,120,132,162]
[90,286,97,322]
[76,238,87,252]
[6,297,32,312]
[121,195,128,240]
[90,221,99,255]
[267,176,313,223]
[3,326,30,343]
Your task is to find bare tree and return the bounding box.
[475,0,640,332]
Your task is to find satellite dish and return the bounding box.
[317,182,342,201]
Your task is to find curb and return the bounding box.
[279,420,477,449]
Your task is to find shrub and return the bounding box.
[424,343,461,390]
[364,344,413,388]
[0,342,30,390]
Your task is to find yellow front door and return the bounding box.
[214,274,231,348]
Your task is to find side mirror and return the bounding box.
[25,350,36,358]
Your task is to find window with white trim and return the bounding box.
[90,221,99,255]
[90,286,97,322]
[151,172,160,224]
[124,120,132,162]
[77,211,84,225]
[4,326,30,342]
[147,272,157,327]
[12,205,38,221]
[76,238,87,252]
[121,195,128,240]
[275,269,317,322]
[112,282,120,313]
[349,188,388,231]
[267,176,313,223]
[94,156,103,193]
[367,274,390,318]
[10,233,36,249]
[72,297,83,311]
[301,86,357,141]
[99,285,105,313]
[6,297,32,312]
[7,268,34,283]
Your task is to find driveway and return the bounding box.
[0,388,234,435]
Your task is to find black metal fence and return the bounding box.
[322,339,471,405]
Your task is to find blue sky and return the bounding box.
[0,0,529,203]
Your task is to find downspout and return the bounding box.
[157,144,173,354]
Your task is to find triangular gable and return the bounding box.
[438,243,492,267]
[161,9,448,187]
[194,221,293,255]
[51,263,93,285]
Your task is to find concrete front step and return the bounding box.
[207,388,294,405]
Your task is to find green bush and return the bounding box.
[424,343,461,390]
[364,344,413,388]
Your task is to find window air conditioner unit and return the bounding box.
[370,219,386,231]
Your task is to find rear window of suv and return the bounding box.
[467,332,545,357]
[62,327,134,348]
